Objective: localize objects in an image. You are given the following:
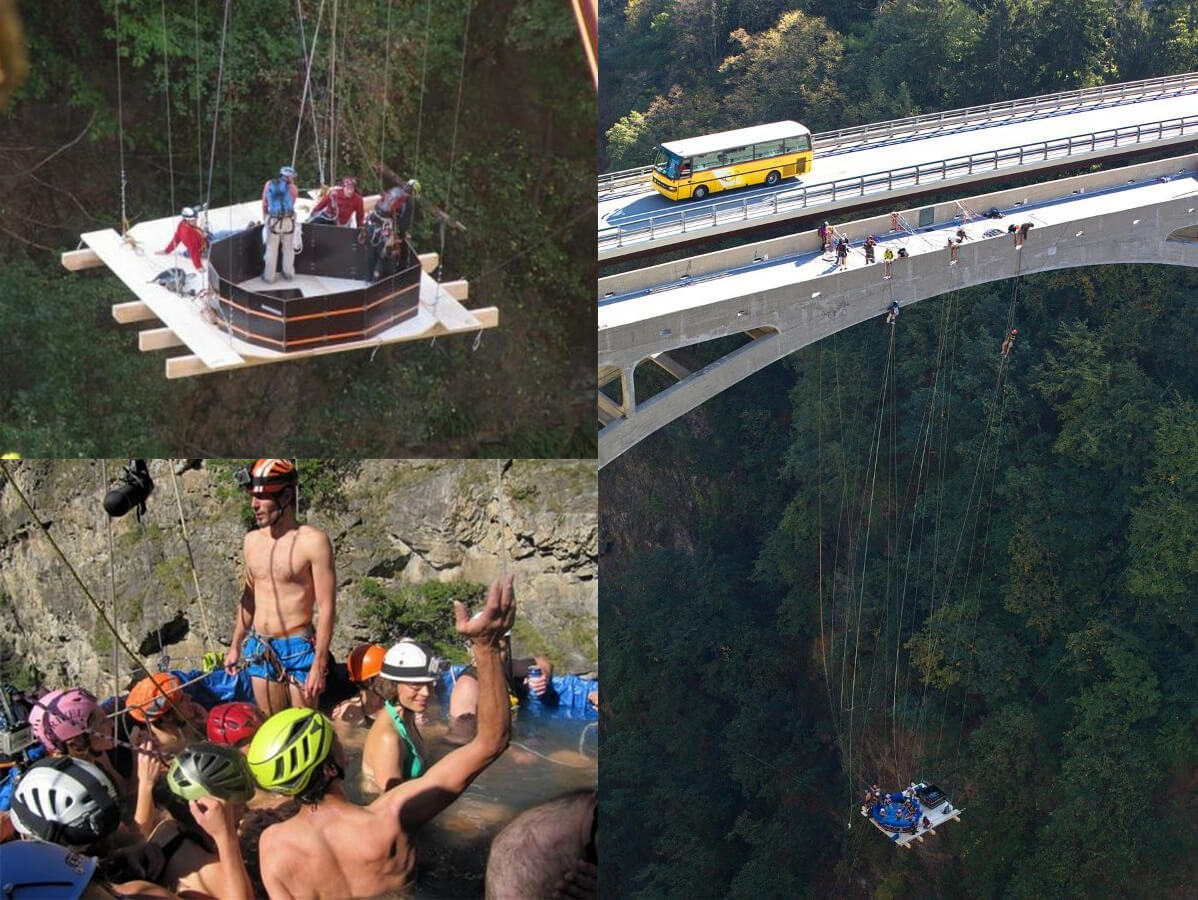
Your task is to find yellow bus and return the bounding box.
[651,121,813,201]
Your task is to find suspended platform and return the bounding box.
[61,195,497,378]
[861,782,963,848]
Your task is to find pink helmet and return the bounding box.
[29,688,102,752]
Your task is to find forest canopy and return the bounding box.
[0,0,595,456]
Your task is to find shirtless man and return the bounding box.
[254,575,515,899]
[223,459,336,714]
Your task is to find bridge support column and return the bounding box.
[621,366,637,414]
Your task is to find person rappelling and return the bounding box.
[885,299,901,325]
[1001,328,1018,358]
[365,178,421,283]
[262,165,299,284]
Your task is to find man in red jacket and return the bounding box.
[309,176,365,228]
[159,206,208,271]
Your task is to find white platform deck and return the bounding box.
[863,794,964,848]
[63,194,497,378]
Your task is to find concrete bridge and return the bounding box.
[598,154,1198,467]
[599,72,1198,261]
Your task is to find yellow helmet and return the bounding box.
[246,708,333,795]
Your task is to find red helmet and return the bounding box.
[207,702,266,747]
[346,644,385,683]
[246,459,297,495]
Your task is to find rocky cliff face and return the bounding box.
[0,459,597,694]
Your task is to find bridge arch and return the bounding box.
[598,155,1198,467]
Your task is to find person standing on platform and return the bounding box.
[262,166,299,283]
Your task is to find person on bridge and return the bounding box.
[1001,328,1018,359]
[836,237,849,270]
[882,246,895,279]
[864,235,877,264]
[818,221,830,253]
[885,299,900,325]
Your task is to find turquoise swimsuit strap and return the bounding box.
[384,701,424,778]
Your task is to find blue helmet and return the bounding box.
[280,166,297,178]
[0,840,97,899]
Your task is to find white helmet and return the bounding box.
[381,639,438,683]
[181,206,197,219]
[9,756,121,847]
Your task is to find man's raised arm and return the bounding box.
[391,575,515,830]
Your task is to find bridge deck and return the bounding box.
[600,84,1198,257]
[600,171,1198,334]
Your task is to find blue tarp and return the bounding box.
[438,666,597,720]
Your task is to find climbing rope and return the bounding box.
[102,461,120,747]
[168,464,216,654]
[495,459,509,578]
[0,461,194,732]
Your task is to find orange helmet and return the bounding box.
[246,459,297,495]
[127,673,183,723]
[346,643,386,683]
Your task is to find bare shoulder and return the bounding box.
[296,524,333,554]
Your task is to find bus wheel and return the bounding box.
[765,170,781,186]
[692,185,709,200]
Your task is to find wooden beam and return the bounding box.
[164,306,501,379]
[598,406,615,427]
[62,248,103,271]
[418,252,439,274]
[112,301,159,324]
[745,327,776,340]
[138,328,184,351]
[598,366,621,388]
[165,356,213,379]
[440,279,469,301]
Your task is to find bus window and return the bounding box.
[754,139,787,160]
[693,150,723,172]
[725,145,753,165]
[679,159,692,176]
[654,148,682,179]
[796,134,811,152]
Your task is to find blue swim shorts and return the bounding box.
[243,630,316,684]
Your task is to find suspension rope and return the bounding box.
[113,0,129,236]
[845,330,896,809]
[159,0,176,216]
[193,0,202,204]
[413,0,432,174]
[327,0,338,186]
[293,0,328,183]
[168,465,216,653]
[438,0,473,282]
[203,0,232,213]
[377,0,394,177]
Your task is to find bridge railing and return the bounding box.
[598,114,1198,251]
[598,71,1198,197]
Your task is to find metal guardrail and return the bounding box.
[597,71,1198,196]
[598,114,1198,251]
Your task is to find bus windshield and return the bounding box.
[654,148,682,179]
